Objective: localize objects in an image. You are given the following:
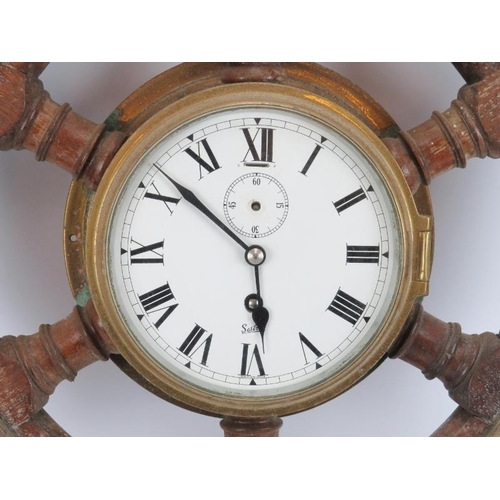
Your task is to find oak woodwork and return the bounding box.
[220,416,283,437]
[383,63,500,193]
[391,305,500,435]
[0,300,117,436]
[0,62,127,189]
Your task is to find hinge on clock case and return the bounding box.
[413,215,433,295]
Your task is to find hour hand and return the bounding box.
[252,305,269,349]
[244,293,269,352]
[154,165,249,252]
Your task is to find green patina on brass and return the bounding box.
[75,286,91,307]
[104,108,123,132]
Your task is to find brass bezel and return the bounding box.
[86,82,431,418]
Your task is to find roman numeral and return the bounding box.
[299,332,323,366]
[333,188,367,214]
[130,240,164,264]
[138,282,178,328]
[328,289,366,325]
[242,127,274,163]
[139,283,175,312]
[144,182,180,214]
[184,139,221,176]
[346,245,380,264]
[240,343,266,376]
[179,325,213,366]
[152,303,179,329]
[300,144,322,176]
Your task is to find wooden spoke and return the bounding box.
[0,409,71,437]
[5,62,50,77]
[220,416,283,437]
[432,406,498,437]
[453,62,500,84]
[383,64,500,193]
[0,300,118,437]
[0,62,126,190]
[390,305,500,436]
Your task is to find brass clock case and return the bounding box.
[64,63,433,418]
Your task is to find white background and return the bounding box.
[1,62,499,436]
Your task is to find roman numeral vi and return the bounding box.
[240,343,266,377]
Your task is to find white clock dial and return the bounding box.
[108,106,401,398]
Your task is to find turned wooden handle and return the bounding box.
[453,63,500,84]
[220,416,283,437]
[391,305,500,435]
[383,62,500,193]
[0,300,117,436]
[431,406,497,437]
[6,62,50,77]
[0,62,126,189]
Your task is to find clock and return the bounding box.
[85,80,430,419]
[1,62,499,437]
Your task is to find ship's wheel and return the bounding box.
[1,62,499,436]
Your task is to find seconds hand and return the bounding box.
[155,166,270,346]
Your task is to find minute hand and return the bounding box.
[156,167,250,252]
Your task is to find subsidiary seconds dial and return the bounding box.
[223,172,289,238]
